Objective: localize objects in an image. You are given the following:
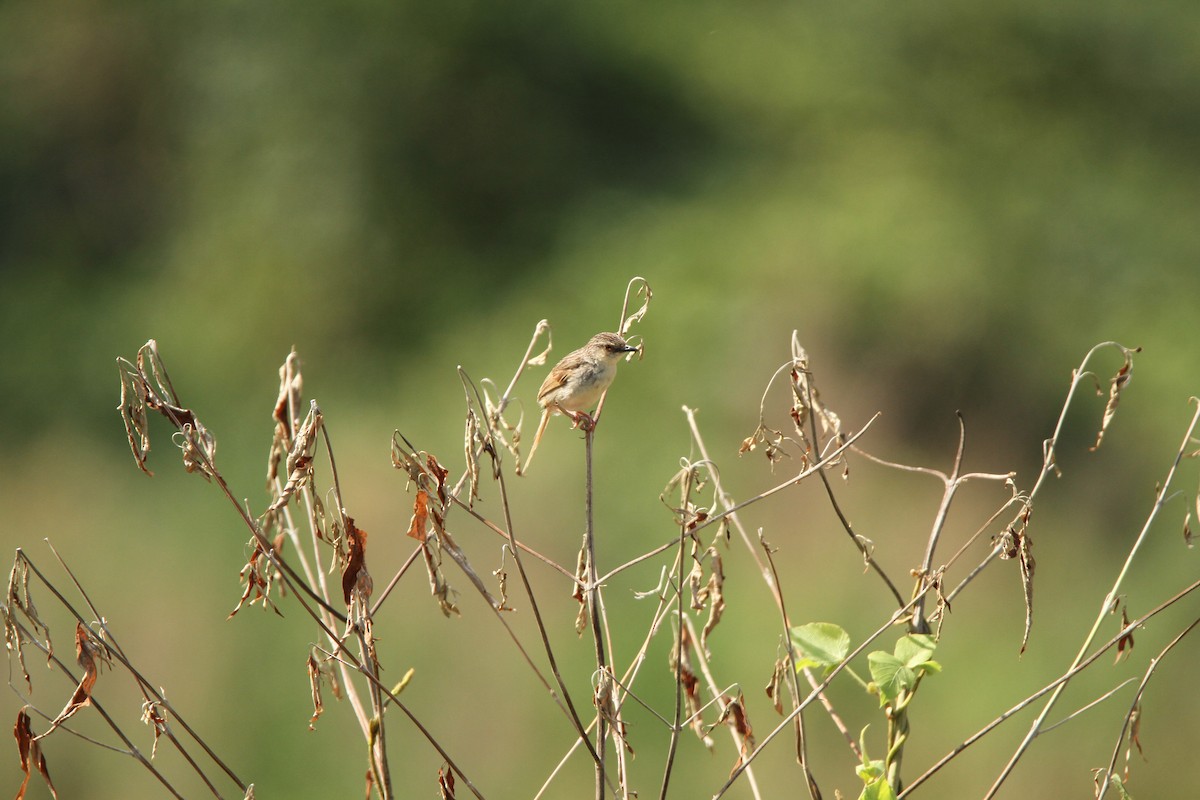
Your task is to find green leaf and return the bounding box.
[858,776,899,800]
[790,622,851,670]
[868,651,915,705]
[894,634,936,667]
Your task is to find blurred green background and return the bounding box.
[4,0,1200,797]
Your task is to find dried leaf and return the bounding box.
[307,654,325,731]
[229,534,285,619]
[407,490,430,542]
[419,536,460,618]
[269,400,322,512]
[437,764,456,799]
[5,556,51,693]
[674,625,712,749]
[1090,347,1139,452]
[695,548,726,653]
[1185,511,1194,549]
[765,658,786,715]
[1115,608,1135,664]
[14,709,58,800]
[594,668,633,755]
[712,691,756,775]
[341,519,372,606]
[996,506,1035,654]
[41,624,104,737]
[140,701,168,758]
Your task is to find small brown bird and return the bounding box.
[521,332,638,474]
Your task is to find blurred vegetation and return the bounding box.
[4,0,1200,797]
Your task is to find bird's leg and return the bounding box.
[566,410,596,432]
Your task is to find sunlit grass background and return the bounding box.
[4,1,1200,797]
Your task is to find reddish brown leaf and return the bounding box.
[1116,608,1135,664]
[342,519,371,606]
[437,764,456,799]
[14,709,57,800]
[42,624,101,737]
[407,490,430,542]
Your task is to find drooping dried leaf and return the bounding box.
[407,490,430,542]
[116,341,219,479]
[41,624,104,737]
[1090,347,1140,452]
[14,709,58,800]
[712,691,756,775]
[341,518,372,606]
[307,653,325,731]
[437,764,456,799]
[673,625,712,749]
[765,657,786,715]
[229,533,285,619]
[1185,511,1194,549]
[418,535,460,618]
[1115,608,1135,664]
[996,506,1035,654]
[140,700,168,758]
[594,668,633,755]
[5,556,52,692]
[695,548,726,653]
[269,400,322,512]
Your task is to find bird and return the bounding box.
[520,332,639,474]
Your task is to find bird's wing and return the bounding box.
[536,367,569,404]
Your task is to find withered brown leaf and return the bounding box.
[14,709,57,800]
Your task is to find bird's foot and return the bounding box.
[568,411,596,432]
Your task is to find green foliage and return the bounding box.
[868,633,942,707]
[789,621,852,671]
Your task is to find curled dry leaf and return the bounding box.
[694,548,726,653]
[673,625,712,749]
[712,691,755,775]
[437,764,456,800]
[269,400,322,513]
[307,653,326,731]
[996,506,1036,654]
[41,624,106,738]
[765,657,786,715]
[5,556,51,693]
[14,709,57,800]
[1091,346,1140,452]
[594,667,633,755]
[341,518,371,607]
[116,341,218,480]
[407,490,430,542]
[140,700,168,758]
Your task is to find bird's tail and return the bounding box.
[518,408,551,475]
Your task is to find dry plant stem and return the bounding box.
[658,469,691,800]
[900,575,1200,797]
[793,374,906,610]
[1095,617,1200,800]
[983,399,1200,800]
[684,406,840,788]
[459,366,608,771]
[584,427,610,800]
[165,412,482,797]
[852,418,1015,628]
[7,617,189,799]
[41,544,245,795]
[713,593,932,800]
[682,615,764,800]
[492,466,608,773]
[601,415,879,585]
